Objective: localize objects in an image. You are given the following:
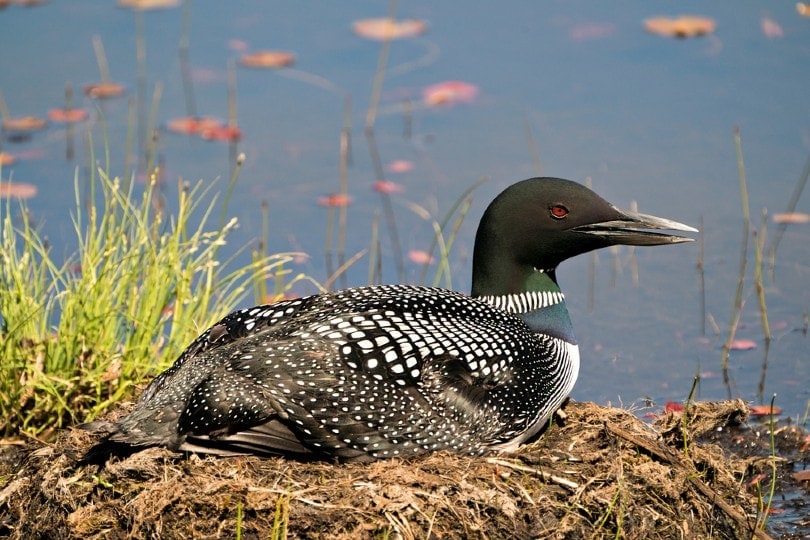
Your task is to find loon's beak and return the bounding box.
[573,207,698,246]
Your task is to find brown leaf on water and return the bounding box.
[2,116,47,132]
[228,39,249,53]
[83,82,126,99]
[773,212,810,224]
[352,18,427,41]
[0,152,16,166]
[761,16,784,38]
[48,108,89,123]
[408,250,434,265]
[729,339,757,351]
[199,125,242,142]
[166,116,241,142]
[422,81,479,107]
[386,159,414,174]
[748,404,782,417]
[317,193,352,208]
[118,0,179,9]
[664,401,685,413]
[372,180,405,194]
[0,181,38,199]
[239,51,296,69]
[167,116,223,136]
[643,16,716,38]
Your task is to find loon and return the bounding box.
[86,177,695,462]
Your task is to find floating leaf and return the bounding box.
[317,193,352,208]
[352,18,427,41]
[200,125,242,142]
[422,80,479,107]
[0,181,38,199]
[167,117,241,142]
[48,108,89,123]
[372,180,405,194]
[729,339,757,351]
[4,0,47,5]
[239,51,296,69]
[167,116,223,136]
[748,404,782,416]
[83,82,126,99]
[386,159,414,174]
[643,16,716,38]
[772,212,810,224]
[2,116,46,132]
[761,16,784,38]
[118,0,180,9]
[0,152,16,166]
[664,401,685,413]
[408,249,434,265]
[228,39,249,53]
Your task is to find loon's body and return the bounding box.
[87,177,695,462]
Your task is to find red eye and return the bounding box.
[550,204,569,219]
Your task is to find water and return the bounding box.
[1,2,808,427]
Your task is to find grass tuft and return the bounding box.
[271,491,290,540]
[0,167,306,439]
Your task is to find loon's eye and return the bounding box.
[550,204,569,219]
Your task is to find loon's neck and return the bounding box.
[476,268,576,344]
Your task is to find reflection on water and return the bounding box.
[0,2,808,423]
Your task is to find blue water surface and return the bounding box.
[1,2,808,429]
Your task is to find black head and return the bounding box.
[471,177,696,296]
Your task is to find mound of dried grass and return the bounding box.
[0,400,771,539]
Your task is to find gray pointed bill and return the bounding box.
[573,207,698,246]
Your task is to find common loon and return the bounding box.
[86,177,696,462]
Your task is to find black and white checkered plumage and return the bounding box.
[107,285,577,462]
[87,177,695,462]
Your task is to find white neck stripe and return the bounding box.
[477,290,565,313]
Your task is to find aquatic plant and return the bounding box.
[0,165,305,438]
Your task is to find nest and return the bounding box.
[0,400,781,539]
